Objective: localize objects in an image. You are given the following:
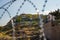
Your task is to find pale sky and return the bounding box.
[0,0,60,26]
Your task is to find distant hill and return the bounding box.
[1,14,40,32]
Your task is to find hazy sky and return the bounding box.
[0,0,60,26]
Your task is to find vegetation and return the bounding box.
[49,9,60,19]
[0,13,41,40]
[0,9,60,39]
[49,9,60,23]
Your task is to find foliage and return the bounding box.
[0,13,41,39]
[49,9,60,20]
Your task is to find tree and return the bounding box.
[49,9,60,20]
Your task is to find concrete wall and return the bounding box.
[44,22,60,40]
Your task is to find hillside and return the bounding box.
[0,13,41,40]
